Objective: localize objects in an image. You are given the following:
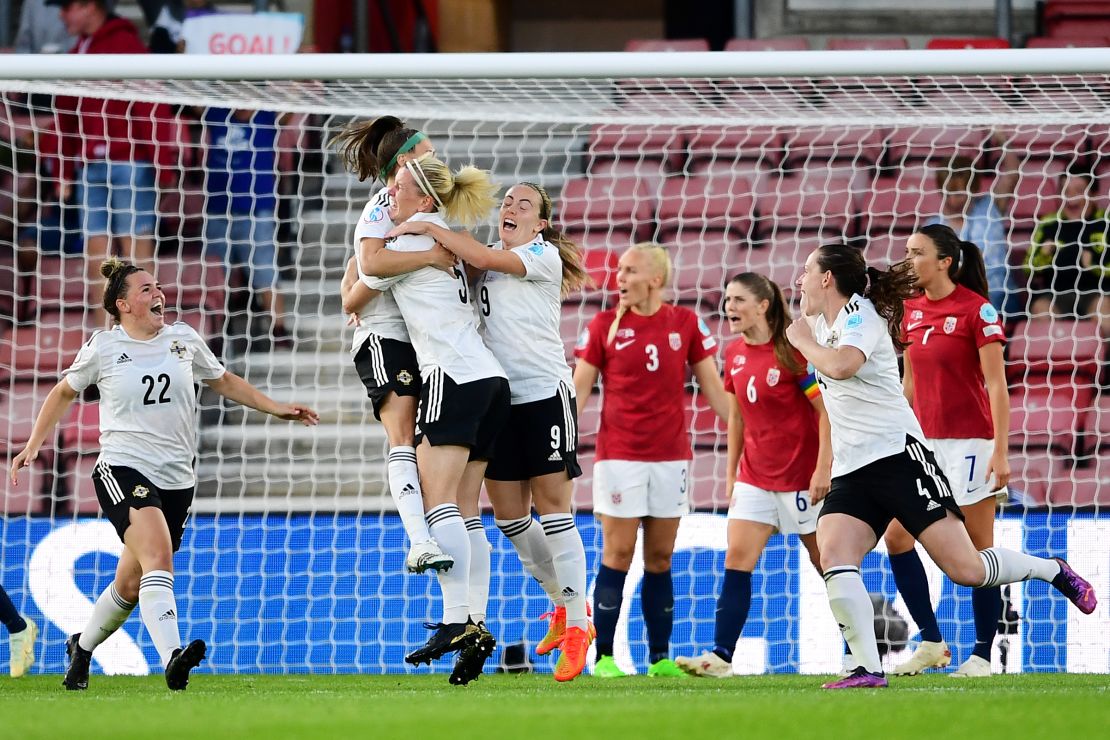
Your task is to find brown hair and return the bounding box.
[330,115,424,183]
[100,257,142,321]
[815,243,917,350]
[728,272,802,374]
[915,224,990,299]
[606,243,672,345]
[516,182,590,297]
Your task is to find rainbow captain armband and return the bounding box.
[798,371,820,400]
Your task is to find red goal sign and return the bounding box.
[181,12,304,55]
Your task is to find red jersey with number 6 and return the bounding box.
[576,304,716,461]
[902,284,1004,440]
[723,337,820,492]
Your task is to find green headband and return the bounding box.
[384,132,427,178]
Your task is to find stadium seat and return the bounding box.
[926,37,1010,50]
[863,233,910,267]
[783,126,886,168]
[688,391,727,451]
[684,126,785,172]
[0,314,91,383]
[755,170,859,237]
[586,124,686,188]
[1006,318,1103,382]
[655,175,757,245]
[26,256,89,317]
[59,401,100,455]
[725,37,810,51]
[884,127,989,166]
[1008,384,1094,453]
[1009,161,1065,229]
[739,240,813,298]
[577,248,620,301]
[156,249,229,314]
[1047,20,1110,41]
[1000,124,1092,161]
[560,176,655,249]
[0,382,56,451]
[559,303,591,363]
[667,237,732,304]
[1025,35,1110,48]
[826,37,909,51]
[1041,454,1110,508]
[60,453,115,514]
[862,166,944,234]
[0,248,16,324]
[0,447,56,517]
[1095,393,1110,450]
[576,391,601,450]
[572,448,595,511]
[1006,448,1055,505]
[689,449,731,510]
[625,39,710,52]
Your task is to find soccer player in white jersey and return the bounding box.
[786,243,1096,689]
[10,258,318,691]
[332,116,455,575]
[390,182,594,682]
[364,153,507,685]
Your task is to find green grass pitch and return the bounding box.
[2,673,1106,739]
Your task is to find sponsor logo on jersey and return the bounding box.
[979,303,1000,323]
[367,207,384,223]
[614,339,636,351]
[169,341,187,359]
[669,332,682,351]
[906,321,923,330]
[766,368,781,387]
[911,310,923,321]
[132,485,150,499]
[397,369,413,386]
[116,353,131,364]
[575,329,590,350]
[845,313,863,329]
[943,316,958,334]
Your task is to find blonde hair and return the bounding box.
[517,182,590,297]
[606,242,672,345]
[406,154,498,229]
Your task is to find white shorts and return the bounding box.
[728,482,821,535]
[929,438,1008,507]
[592,460,689,518]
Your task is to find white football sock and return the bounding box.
[540,513,588,630]
[138,570,181,667]
[426,504,470,624]
[978,548,1061,588]
[496,516,563,606]
[78,583,136,653]
[465,517,490,625]
[387,446,432,544]
[824,566,883,673]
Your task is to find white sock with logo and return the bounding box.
[540,513,588,630]
[495,516,563,606]
[138,570,181,667]
[824,566,883,674]
[387,446,432,544]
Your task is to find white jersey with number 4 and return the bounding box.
[63,322,227,489]
[477,235,572,404]
[365,212,506,385]
[351,186,410,349]
[813,294,925,477]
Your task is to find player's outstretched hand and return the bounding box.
[9,445,39,485]
[273,404,320,426]
[785,316,814,348]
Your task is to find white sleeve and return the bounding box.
[511,242,562,283]
[838,309,884,358]
[183,326,226,381]
[62,333,103,392]
[363,273,402,291]
[353,195,394,242]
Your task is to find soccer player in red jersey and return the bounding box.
[573,242,730,678]
[675,273,832,677]
[887,224,1012,678]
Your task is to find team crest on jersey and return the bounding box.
[169,340,187,359]
[911,310,923,321]
[669,332,682,351]
[611,492,622,505]
[367,207,384,223]
[528,243,544,255]
[732,354,746,368]
[766,368,781,387]
[397,370,413,386]
[616,328,635,340]
[132,485,149,499]
[826,330,840,348]
[943,316,958,334]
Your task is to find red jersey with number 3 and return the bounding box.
[902,284,1004,440]
[722,337,820,491]
[576,304,716,461]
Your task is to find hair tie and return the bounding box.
[383,131,427,178]
[864,271,872,296]
[406,157,445,210]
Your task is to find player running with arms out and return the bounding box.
[9,258,318,691]
[573,242,730,678]
[366,153,507,684]
[391,182,594,682]
[676,273,832,678]
[332,116,456,576]
[887,225,1012,678]
[786,243,1096,690]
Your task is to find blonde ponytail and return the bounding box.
[407,154,498,228]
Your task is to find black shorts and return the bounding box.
[353,335,421,420]
[819,436,964,540]
[485,383,583,482]
[92,462,194,551]
[416,371,511,461]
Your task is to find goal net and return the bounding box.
[0,51,1107,676]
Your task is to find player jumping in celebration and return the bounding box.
[887,225,1011,678]
[390,182,593,682]
[573,242,730,678]
[332,116,456,575]
[364,153,507,685]
[786,243,1096,689]
[10,258,318,691]
[676,273,832,678]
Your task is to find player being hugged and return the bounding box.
[786,243,1096,690]
[391,182,593,682]
[332,115,456,575]
[887,225,1012,678]
[676,273,832,678]
[364,153,507,685]
[573,242,730,678]
[9,258,318,692]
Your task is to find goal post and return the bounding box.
[0,50,1107,675]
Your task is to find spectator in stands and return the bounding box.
[1026,167,1110,338]
[15,0,76,53]
[202,107,289,347]
[929,133,1021,318]
[46,0,178,310]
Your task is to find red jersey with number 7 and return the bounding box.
[722,337,820,492]
[575,304,716,461]
[902,284,1004,440]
